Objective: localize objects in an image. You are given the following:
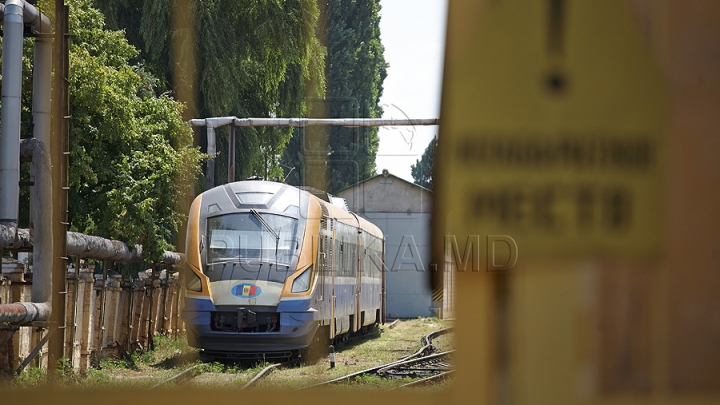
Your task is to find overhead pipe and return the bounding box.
[0,229,183,324]
[0,223,184,265]
[189,116,440,129]
[190,116,440,188]
[189,116,439,156]
[65,232,184,264]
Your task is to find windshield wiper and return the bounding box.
[250,209,280,257]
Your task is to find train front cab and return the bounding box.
[182,182,324,358]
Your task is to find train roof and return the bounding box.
[199,181,384,240]
[314,193,384,240]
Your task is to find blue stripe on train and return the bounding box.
[183,297,215,312]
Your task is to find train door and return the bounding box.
[330,225,336,340]
[381,236,386,324]
[316,220,327,320]
[349,213,362,333]
[355,232,362,333]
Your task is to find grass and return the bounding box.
[254,317,454,390]
[2,318,453,390]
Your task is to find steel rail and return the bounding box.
[301,327,453,389]
[240,363,283,390]
[422,327,453,347]
[148,364,200,390]
[396,370,455,388]
[376,350,453,376]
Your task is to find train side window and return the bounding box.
[317,236,326,301]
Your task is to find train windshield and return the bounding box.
[206,212,298,268]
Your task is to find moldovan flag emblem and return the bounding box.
[231,283,262,298]
[242,285,257,296]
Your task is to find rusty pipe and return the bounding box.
[0,302,51,324]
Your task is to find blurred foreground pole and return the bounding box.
[48,0,68,383]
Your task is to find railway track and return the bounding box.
[377,350,452,379]
[396,370,454,388]
[148,359,300,390]
[149,326,452,390]
[301,327,454,389]
[148,364,201,390]
[239,361,292,390]
[146,326,382,390]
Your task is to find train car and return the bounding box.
[182,180,386,360]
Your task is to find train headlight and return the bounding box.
[291,267,312,293]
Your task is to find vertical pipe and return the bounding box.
[206,126,216,189]
[98,260,109,350]
[0,1,25,232]
[147,266,156,351]
[69,256,80,370]
[159,270,167,334]
[228,125,236,183]
[32,15,54,306]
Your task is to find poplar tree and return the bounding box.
[282,0,387,193]
[411,136,436,190]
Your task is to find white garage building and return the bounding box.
[337,171,434,319]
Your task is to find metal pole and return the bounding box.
[146,266,156,352]
[205,126,216,190]
[97,260,110,352]
[228,125,236,183]
[69,256,80,370]
[160,269,168,334]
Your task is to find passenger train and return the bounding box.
[182,180,386,360]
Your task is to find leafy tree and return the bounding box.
[67,0,203,259]
[411,136,436,190]
[282,0,387,193]
[95,0,325,184]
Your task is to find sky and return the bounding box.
[375,0,448,182]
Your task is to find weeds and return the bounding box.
[352,374,412,389]
[10,367,46,388]
[133,349,157,365]
[100,356,135,371]
[4,319,454,390]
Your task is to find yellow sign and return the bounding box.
[437,0,666,257]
